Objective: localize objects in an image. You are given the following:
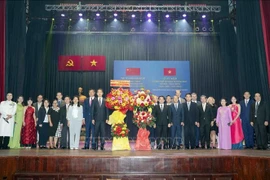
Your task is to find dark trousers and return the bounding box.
[167,127,172,148]
[61,125,70,148]
[156,125,168,147]
[184,124,195,148]
[39,123,49,146]
[171,124,182,147]
[242,118,254,148]
[84,118,95,148]
[0,136,10,149]
[254,121,268,149]
[93,121,105,148]
[200,123,211,148]
[195,126,200,146]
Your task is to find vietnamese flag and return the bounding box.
[164,68,176,76]
[58,56,81,71]
[81,56,106,71]
[126,68,140,76]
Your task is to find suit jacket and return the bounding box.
[170,103,184,125]
[179,97,186,104]
[33,102,42,119]
[198,103,213,125]
[67,105,84,121]
[183,102,199,126]
[250,101,269,124]
[57,99,65,108]
[153,104,171,126]
[240,99,254,121]
[60,105,69,126]
[83,97,95,121]
[92,97,109,122]
[192,101,202,106]
[38,107,47,125]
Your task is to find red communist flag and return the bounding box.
[164,68,176,76]
[81,56,106,71]
[58,56,81,71]
[126,68,140,76]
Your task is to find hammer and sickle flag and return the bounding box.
[58,56,81,71]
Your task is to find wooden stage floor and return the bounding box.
[0,149,269,180]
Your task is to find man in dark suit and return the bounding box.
[182,93,199,149]
[198,95,213,149]
[82,89,96,150]
[153,96,171,150]
[59,96,71,149]
[33,94,43,148]
[191,92,201,148]
[240,91,255,149]
[170,95,184,149]
[250,93,269,150]
[92,89,109,150]
[56,92,65,108]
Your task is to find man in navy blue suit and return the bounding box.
[170,95,184,149]
[240,91,254,149]
[82,89,96,149]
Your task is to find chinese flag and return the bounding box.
[164,68,176,76]
[81,56,106,71]
[58,56,81,71]
[126,68,140,76]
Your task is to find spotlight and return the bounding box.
[79,13,83,17]
[202,15,206,18]
[114,18,117,22]
[131,14,136,18]
[147,13,151,18]
[165,14,170,18]
[193,20,196,23]
[175,20,178,22]
[61,14,65,17]
[104,19,107,22]
[96,13,100,17]
[114,13,118,17]
[87,19,89,21]
[183,14,187,18]
[52,18,55,21]
[80,18,83,21]
[211,19,214,22]
[148,19,151,22]
[69,18,72,21]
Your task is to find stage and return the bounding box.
[0,149,269,180]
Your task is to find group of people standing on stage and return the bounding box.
[0,87,269,151]
[149,90,269,150]
[0,87,108,150]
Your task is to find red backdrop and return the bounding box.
[0,0,6,101]
[260,0,270,88]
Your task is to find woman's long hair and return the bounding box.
[72,96,80,107]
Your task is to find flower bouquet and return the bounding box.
[133,89,156,150]
[105,88,133,151]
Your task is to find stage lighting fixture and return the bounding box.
[80,18,83,21]
[69,18,72,21]
[87,19,89,21]
[183,14,187,18]
[148,19,151,22]
[52,18,55,21]
[175,20,178,22]
[202,27,207,31]
[165,14,170,18]
[211,19,214,22]
[147,13,151,18]
[131,14,136,18]
[104,19,107,22]
[202,15,206,18]
[114,13,118,17]
[114,18,117,22]
[61,14,65,17]
[96,13,100,17]
[193,20,196,23]
[79,13,83,17]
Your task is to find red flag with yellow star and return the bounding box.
[164,68,176,76]
[81,56,106,71]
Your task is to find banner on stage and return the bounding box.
[58,55,106,71]
[110,80,130,88]
[114,60,190,96]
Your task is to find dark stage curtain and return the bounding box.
[5,0,26,99]
[0,0,6,101]
[219,20,240,100]
[260,0,270,88]
[236,0,270,101]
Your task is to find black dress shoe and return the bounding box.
[82,147,89,150]
[61,147,66,149]
[212,147,217,149]
[195,146,199,149]
[207,146,211,149]
[157,146,162,150]
[100,147,105,151]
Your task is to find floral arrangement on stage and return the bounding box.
[111,123,130,138]
[105,88,132,151]
[132,88,156,150]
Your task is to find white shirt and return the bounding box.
[72,105,79,118]
[98,97,103,105]
[202,103,206,111]
[43,107,49,123]
[37,102,42,110]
